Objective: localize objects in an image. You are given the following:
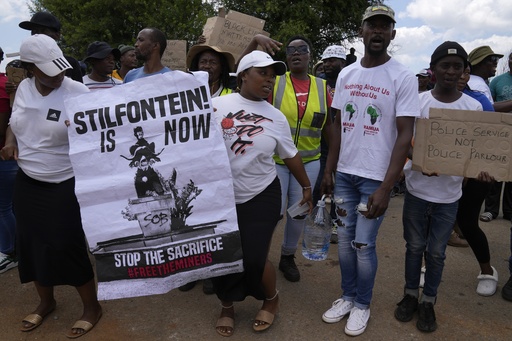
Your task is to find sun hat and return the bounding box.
[468,46,503,66]
[118,44,135,56]
[19,34,71,77]
[430,41,468,68]
[232,50,287,77]
[321,45,347,61]
[19,12,61,32]
[84,41,121,62]
[186,45,236,73]
[362,4,396,23]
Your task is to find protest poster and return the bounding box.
[64,71,243,300]
[161,40,187,71]
[412,108,512,181]
[202,9,269,62]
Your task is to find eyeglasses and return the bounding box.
[286,45,310,55]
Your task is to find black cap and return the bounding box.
[19,12,61,32]
[84,41,121,62]
[430,41,468,68]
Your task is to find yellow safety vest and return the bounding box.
[272,72,328,164]
[220,87,233,96]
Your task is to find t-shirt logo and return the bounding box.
[47,109,61,122]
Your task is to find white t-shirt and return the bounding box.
[9,77,90,182]
[332,58,420,181]
[82,74,122,91]
[212,93,298,204]
[468,74,493,103]
[404,91,483,203]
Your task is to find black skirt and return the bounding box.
[14,170,94,287]
[213,177,281,301]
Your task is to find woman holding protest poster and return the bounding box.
[0,34,102,339]
[211,50,313,337]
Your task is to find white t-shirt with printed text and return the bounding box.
[213,93,298,204]
[332,58,420,181]
[404,91,482,203]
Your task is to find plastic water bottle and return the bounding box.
[302,195,332,261]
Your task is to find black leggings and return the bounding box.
[456,179,492,264]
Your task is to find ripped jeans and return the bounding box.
[334,172,384,309]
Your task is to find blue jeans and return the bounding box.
[0,160,18,254]
[334,172,384,309]
[402,191,458,299]
[276,160,320,255]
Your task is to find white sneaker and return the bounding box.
[0,252,18,274]
[345,307,370,336]
[476,266,498,296]
[322,298,354,323]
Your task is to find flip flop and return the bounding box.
[20,303,56,332]
[65,311,102,339]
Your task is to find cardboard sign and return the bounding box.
[161,40,187,71]
[6,66,27,107]
[412,108,512,181]
[202,10,269,62]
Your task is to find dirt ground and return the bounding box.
[1,194,512,340]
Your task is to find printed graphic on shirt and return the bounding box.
[220,109,273,155]
[363,104,382,136]
[342,102,358,133]
[47,108,61,122]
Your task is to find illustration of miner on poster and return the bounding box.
[64,71,242,300]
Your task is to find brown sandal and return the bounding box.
[253,290,279,332]
[216,304,234,337]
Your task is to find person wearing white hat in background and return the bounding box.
[0,34,102,339]
[314,45,347,243]
[415,68,431,92]
[211,50,313,337]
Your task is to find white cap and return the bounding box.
[20,34,72,77]
[321,45,346,61]
[232,50,287,77]
[416,68,430,77]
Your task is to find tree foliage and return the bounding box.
[29,0,375,64]
[29,0,216,60]
[216,0,372,61]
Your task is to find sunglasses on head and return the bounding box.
[286,45,310,55]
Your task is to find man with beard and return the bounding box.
[124,27,170,83]
[320,4,419,336]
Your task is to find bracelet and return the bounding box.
[302,186,312,190]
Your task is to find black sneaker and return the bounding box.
[394,294,418,322]
[178,281,197,292]
[279,255,300,282]
[502,275,512,302]
[416,302,437,332]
